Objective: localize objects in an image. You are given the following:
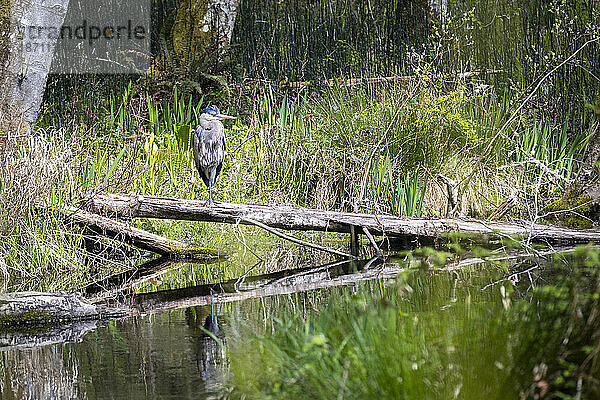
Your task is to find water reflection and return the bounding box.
[2,247,595,399]
[0,256,399,399]
[197,308,226,393]
[129,257,391,314]
[0,306,228,400]
[0,320,102,351]
[0,346,81,399]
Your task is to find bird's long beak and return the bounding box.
[216,113,236,120]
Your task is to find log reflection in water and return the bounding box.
[0,320,102,351]
[85,253,226,302]
[130,257,396,314]
[127,245,578,314]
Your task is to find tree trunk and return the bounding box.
[53,204,224,260]
[165,0,240,86]
[0,0,70,137]
[202,0,240,48]
[429,0,447,16]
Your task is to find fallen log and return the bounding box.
[54,205,223,260]
[90,193,600,243]
[0,292,126,327]
[232,70,503,91]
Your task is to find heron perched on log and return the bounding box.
[193,105,235,205]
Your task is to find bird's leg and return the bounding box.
[199,185,210,207]
[208,168,217,206]
[201,187,212,207]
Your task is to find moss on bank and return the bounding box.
[543,188,597,229]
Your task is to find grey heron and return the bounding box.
[193,105,235,205]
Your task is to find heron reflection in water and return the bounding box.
[197,297,225,390]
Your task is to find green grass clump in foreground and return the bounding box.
[226,271,511,399]
[225,246,600,399]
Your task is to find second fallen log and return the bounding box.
[0,291,127,326]
[55,205,223,260]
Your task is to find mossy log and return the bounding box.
[0,292,126,327]
[0,292,127,349]
[90,193,600,243]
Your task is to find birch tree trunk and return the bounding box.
[201,0,240,49]
[0,0,69,137]
[429,0,447,17]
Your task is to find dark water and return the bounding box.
[0,287,373,399]
[0,249,598,399]
[1,309,223,400]
[0,258,389,399]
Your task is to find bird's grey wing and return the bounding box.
[214,136,225,180]
[200,124,225,168]
[193,126,210,187]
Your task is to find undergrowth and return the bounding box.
[225,246,600,399]
[0,78,593,291]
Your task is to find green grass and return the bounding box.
[2,23,597,292]
[517,117,590,182]
[226,268,514,399]
[225,246,600,399]
[0,3,597,398]
[0,78,593,291]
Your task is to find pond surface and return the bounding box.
[0,257,394,399]
[0,247,598,399]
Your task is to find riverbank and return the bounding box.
[0,78,596,291]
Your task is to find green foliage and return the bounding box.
[370,156,427,217]
[231,0,599,125]
[137,88,204,195]
[508,246,600,398]
[227,246,600,399]
[517,118,590,181]
[410,88,481,147]
[227,268,512,399]
[231,0,430,81]
[239,84,512,215]
[394,172,427,217]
